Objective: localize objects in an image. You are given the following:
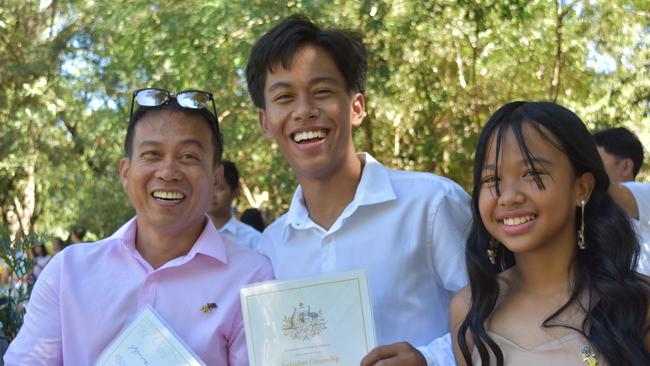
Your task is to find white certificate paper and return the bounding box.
[95,307,205,366]
[240,270,376,366]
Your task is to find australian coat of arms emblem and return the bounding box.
[282,302,327,341]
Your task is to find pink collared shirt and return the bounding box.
[5,217,273,365]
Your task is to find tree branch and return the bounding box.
[549,0,566,102]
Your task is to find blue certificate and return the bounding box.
[240,270,377,366]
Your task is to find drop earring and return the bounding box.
[487,237,498,264]
[577,200,586,250]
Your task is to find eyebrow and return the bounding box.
[138,139,205,150]
[138,140,161,149]
[482,157,553,171]
[267,76,340,94]
[179,139,206,150]
[267,82,291,94]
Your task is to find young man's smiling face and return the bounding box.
[119,109,220,235]
[258,44,365,180]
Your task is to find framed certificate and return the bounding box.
[240,270,376,366]
[95,307,205,366]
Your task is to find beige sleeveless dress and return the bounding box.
[471,331,602,365]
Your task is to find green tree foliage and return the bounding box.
[1,0,648,238]
[0,229,44,341]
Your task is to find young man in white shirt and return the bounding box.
[245,14,471,366]
[208,160,266,250]
[595,127,650,275]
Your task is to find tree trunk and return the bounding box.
[549,0,570,102]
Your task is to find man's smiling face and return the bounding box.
[120,109,218,234]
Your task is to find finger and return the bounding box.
[360,344,399,366]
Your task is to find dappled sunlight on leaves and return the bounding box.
[0,0,648,238]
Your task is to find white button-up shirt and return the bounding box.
[261,153,471,365]
[623,182,650,275]
[218,216,266,251]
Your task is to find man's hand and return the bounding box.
[360,342,427,366]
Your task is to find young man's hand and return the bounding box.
[360,342,427,366]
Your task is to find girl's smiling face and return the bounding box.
[478,122,592,256]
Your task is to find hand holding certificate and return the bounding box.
[240,270,376,366]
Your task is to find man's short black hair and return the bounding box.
[240,208,266,232]
[594,127,644,177]
[246,14,367,109]
[221,160,239,191]
[124,100,223,165]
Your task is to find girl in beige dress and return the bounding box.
[450,102,649,366]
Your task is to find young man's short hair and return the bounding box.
[246,14,367,109]
[124,101,223,165]
[221,160,240,191]
[594,127,644,178]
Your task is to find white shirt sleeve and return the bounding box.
[622,182,650,275]
[430,184,472,292]
[416,333,456,366]
[623,182,650,224]
[417,183,471,365]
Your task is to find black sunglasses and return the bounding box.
[129,88,218,122]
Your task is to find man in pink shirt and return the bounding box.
[4,89,273,365]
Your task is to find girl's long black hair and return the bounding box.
[458,101,649,365]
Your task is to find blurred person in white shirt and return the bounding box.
[595,127,650,275]
[208,160,266,251]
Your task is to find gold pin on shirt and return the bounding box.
[580,346,598,366]
[201,303,218,313]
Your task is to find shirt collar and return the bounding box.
[218,216,239,236]
[112,216,228,266]
[282,153,397,240]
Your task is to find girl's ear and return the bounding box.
[575,172,596,205]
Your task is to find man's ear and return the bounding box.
[119,158,130,191]
[621,158,635,179]
[575,172,596,205]
[259,109,273,138]
[350,93,365,127]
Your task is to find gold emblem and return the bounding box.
[200,303,218,313]
[282,302,327,341]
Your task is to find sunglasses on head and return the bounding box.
[129,88,218,122]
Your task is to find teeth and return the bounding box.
[293,130,327,143]
[502,215,534,226]
[152,191,184,200]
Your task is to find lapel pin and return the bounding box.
[201,303,218,313]
[580,345,598,366]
